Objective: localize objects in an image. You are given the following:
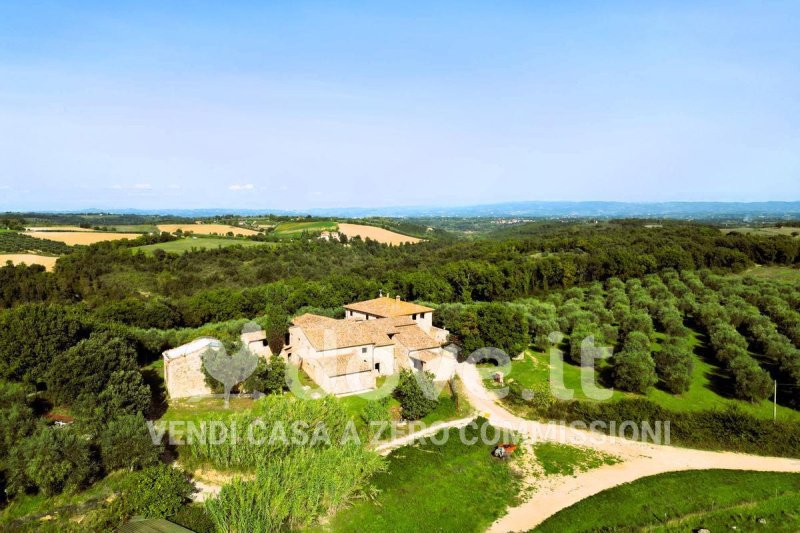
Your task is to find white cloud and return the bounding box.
[228,184,255,191]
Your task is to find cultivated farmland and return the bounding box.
[157,224,260,236]
[0,232,72,254]
[25,226,96,232]
[337,223,422,245]
[722,226,800,238]
[0,254,59,271]
[272,220,337,236]
[22,231,142,245]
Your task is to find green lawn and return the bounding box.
[156,396,256,424]
[311,421,521,533]
[504,328,800,422]
[273,220,337,236]
[496,349,620,403]
[134,237,272,255]
[535,470,800,532]
[532,442,619,477]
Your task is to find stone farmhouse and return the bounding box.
[163,330,268,399]
[283,295,452,395]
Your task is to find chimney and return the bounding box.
[396,295,401,301]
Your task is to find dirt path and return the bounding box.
[455,362,800,532]
[372,416,477,455]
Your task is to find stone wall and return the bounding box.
[164,350,213,399]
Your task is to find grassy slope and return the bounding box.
[535,470,800,532]
[104,224,158,233]
[737,265,800,282]
[273,221,337,236]
[312,422,521,533]
[0,471,129,528]
[505,327,800,422]
[134,237,271,255]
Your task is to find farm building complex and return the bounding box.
[162,296,452,398]
[283,295,452,395]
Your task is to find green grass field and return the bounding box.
[157,395,256,424]
[103,224,158,233]
[503,328,800,422]
[736,265,800,282]
[532,442,619,477]
[311,421,521,533]
[135,237,272,255]
[535,470,800,532]
[273,220,337,236]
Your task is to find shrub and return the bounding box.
[0,381,39,457]
[243,354,289,394]
[544,399,800,458]
[360,397,391,427]
[508,380,555,412]
[728,357,773,402]
[653,341,693,394]
[568,324,598,366]
[120,464,193,519]
[7,427,98,496]
[0,303,91,384]
[172,504,216,533]
[99,414,162,472]
[621,310,654,339]
[46,332,139,405]
[394,370,439,420]
[612,348,657,394]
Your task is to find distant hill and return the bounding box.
[6,201,800,220]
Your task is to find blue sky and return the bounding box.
[0,1,798,211]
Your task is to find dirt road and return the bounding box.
[454,362,800,532]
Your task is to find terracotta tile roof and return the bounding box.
[393,326,441,351]
[292,313,339,328]
[317,353,373,377]
[292,312,442,352]
[344,296,433,317]
[292,315,394,351]
[410,350,439,363]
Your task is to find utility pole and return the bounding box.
[773,380,777,423]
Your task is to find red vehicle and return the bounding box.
[492,443,517,459]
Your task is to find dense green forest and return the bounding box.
[0,218,799,529]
